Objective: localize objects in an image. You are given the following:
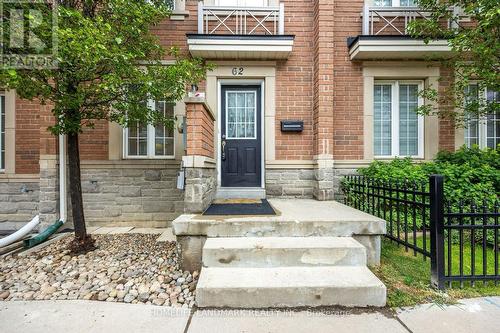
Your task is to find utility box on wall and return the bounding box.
[280,120,303,132]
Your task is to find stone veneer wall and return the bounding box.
[77,167,184,228]
[183,167,216,213]
[332,167,358,201]
[0,181,39,231]
[265,166,358,201]
[39,156,59,229]
[265,169,315,198]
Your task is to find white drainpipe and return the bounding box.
[59,134,67,223]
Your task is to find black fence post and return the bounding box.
[430,174,445,289]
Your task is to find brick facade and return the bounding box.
[185,101,215,159]
[275,0,315,160]
[16,97,40,174]
[332,0,364,160]
[1,1,467,229]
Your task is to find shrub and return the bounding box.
[344,146,499,242]
[358,146,499,206]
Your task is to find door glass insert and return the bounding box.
[226,91,257,139]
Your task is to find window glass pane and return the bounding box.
[154,101,174,156]
[228,123,236,137]
[228,93,236,107]
[217,0,266,6]
[374,85,392,156]
[128,122,148,156]
[226,91,256,139]
[400,0,417,6]
[126,100,175,157]
[399,84,419,156]
[465,115,479,147]
[486,89,500,149]
[139,139,148,155]
[464,84,479,148]
[128,138,137,155]
[374,0,392,6]
[237,123,245,137]
[165,0,175,10]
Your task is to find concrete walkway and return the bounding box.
[1,297,499,333]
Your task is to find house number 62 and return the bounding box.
[232,67,244,76]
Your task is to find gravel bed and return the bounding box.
[0,234,198,307]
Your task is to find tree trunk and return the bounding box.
[67,132,87,240]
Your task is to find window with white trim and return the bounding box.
[216,0,268,7]
[124,100,175,158]
[374,0,417,6]
[226,91,257,139]
[464,85,500,149]
[0,94,5,170]
[374,80,424,158]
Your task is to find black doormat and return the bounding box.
[203,199,276,216]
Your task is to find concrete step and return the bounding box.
[173,200,385,238]
[216,187,266,199]
[196,266,386,308]
[203,237,367,268]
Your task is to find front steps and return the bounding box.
[196,236,386,308]
[216,187,266,199]
[202,236,367,267]
[197,266,386,308]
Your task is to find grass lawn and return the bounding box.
[372,238,500,308]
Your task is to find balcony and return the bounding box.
[348,5,454,61]
[187,2,294,60]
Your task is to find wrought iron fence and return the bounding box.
[342,174,500,289]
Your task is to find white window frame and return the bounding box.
[373,0,418,7]
[225,90,257,140]
[123,99,175,159]
[374,80,425,159]
[464,83,499,149]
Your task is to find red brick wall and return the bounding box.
[275,0,315,160]
[16,97,41,174]
[154,0,317,161]
[185,102,215,158]
[332,0,364,160]
[312,0,335,157]
[39,102,58,158]
[79,120,109,160]
[12,1,464,174]
[438,66,456,152]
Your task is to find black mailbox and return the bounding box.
[280,120,303,132]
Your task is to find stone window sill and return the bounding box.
[170,10,189,21]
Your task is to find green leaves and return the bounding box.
[359,146,500,207]
[409,0,499,125]
[0,0,209,135]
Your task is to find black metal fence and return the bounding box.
[342,174,500,289]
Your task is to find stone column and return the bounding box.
[39,155,59,228]
[38,104,59,229]
[313,155,334,201]
[178,97,217,271]
[183,97,217,213]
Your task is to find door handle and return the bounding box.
[221,139,226,161]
